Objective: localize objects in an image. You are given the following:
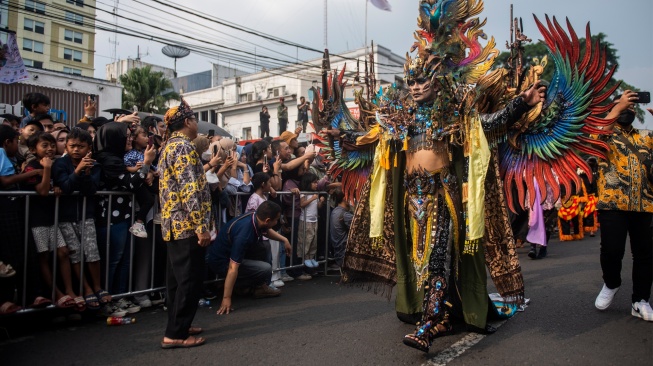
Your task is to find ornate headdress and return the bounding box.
[404,0,498,86]
[164,97,194,127]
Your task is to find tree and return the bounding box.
[495,33,645,121]
[120,66,180,113]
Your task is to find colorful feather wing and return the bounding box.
[500,15,618,212]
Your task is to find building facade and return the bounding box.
[105,58,176,83]
[182,45,405,140]
[4,0,96,77]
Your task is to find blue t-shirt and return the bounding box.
[0,148,16,177]
[207,213,262,274]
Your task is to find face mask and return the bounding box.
[617,110,636,126]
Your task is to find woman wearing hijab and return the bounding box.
[94,122,155,313]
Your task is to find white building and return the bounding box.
[182,45,405,140]
[105,58,176,83]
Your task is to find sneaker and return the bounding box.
[327,263,341,271]
[100,303,127,318]
[296,273,312,281]
[150,291,165,305]
[528,244,538,259]
[595,284,620,310]
[304,260,315,268]
[311,259,320,268]
[252,284,281,299]
[631,300,653,321]
[118,298,141,314]
[536,246,547,259]
[129,222,148,238]
[134,294,152,308]
[280,274,294,282]
[272,280,285,288]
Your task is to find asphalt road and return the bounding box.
[1,234,652,366]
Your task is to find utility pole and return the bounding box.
[324,0,328,49]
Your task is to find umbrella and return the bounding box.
[197,121,231,138]
[103,108,134,119]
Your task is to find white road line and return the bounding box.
[422,320,507,366]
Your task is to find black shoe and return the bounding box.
[537,246,547,259]
[528,245,538,259]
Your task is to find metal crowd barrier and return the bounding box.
[0,189,334,314]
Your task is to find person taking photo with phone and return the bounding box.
[593,90,653,322]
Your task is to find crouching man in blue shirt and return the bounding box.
[207,201,291,314]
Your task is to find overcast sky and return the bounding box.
[94,0,653,127]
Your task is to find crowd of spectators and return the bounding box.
[0,92,350,318]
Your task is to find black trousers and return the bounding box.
[165,235,206,339]
[260,124,270,138]
[278,118,288,135]
[598,210,653,303]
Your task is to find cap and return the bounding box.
[279,131,297,145]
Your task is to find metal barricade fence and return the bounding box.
[0,189,334,314]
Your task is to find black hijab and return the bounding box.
[94,122,128,180]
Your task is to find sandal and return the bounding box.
[0,262,16,278]
[96,289,112,304]
[0,301,22,315]
[73,296,86,312]
[160,336,206,349]
[84,294,101,310]
[402,319,453,353]
[188,326,203,336]
[30,296,52,308]
[56,295,76,308]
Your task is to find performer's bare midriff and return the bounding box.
[406,143,449,174]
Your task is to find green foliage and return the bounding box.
[119,66,180,113]
[495,33,645,121]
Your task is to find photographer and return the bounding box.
[594,90,653,322]
[259,106,270,138]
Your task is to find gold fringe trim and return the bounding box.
[463,238,482,255]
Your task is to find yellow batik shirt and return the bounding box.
[596,126,653,213]
[159,132,212,241]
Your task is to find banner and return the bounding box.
[0,33,30,84]
[369,0,392,11]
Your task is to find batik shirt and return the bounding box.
[597,126,653,212]
[159,131,212,241]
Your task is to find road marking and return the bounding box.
[422,320,507,366]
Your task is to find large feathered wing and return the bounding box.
[500,15,619,212]
[316,65,378,203]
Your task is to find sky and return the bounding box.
[94,0,653,127]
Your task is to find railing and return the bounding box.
[0,189,334,314]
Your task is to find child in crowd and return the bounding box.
[17,119,43,168]
[124,125,155,238]
[20,92,50,128]
[299,173,324,269]
[329,188,353,268]
[52,128,111,309]
[246,172,285,287]
[23,132,84,310]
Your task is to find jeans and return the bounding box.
[598,210,653,303]
[97,220,131,294]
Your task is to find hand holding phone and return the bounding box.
[147,135,154,148]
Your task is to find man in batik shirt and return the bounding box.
[159,98,213,349]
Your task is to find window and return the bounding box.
[63,67,82,75]
[24,19,45,34]
[25,0,46,14]
[66,0,84,7]
[23,39,44,54]
[239,93,253,103]
[200,111,208,121]
[63,48,82,62]
[65,11,83,26]
[23,59,44,69]
[242,127,252,140]
[267,87,285,98]
[64,29,83,44]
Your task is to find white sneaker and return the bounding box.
[129,222,148,238]
[100,303,127,318]
[631,300,653,321]
[272,280,285,288]
[296,273,312,281]
[117,298,141,314]
[595,284,620,310]
[280,274,294,282]
[134,294,152,308]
